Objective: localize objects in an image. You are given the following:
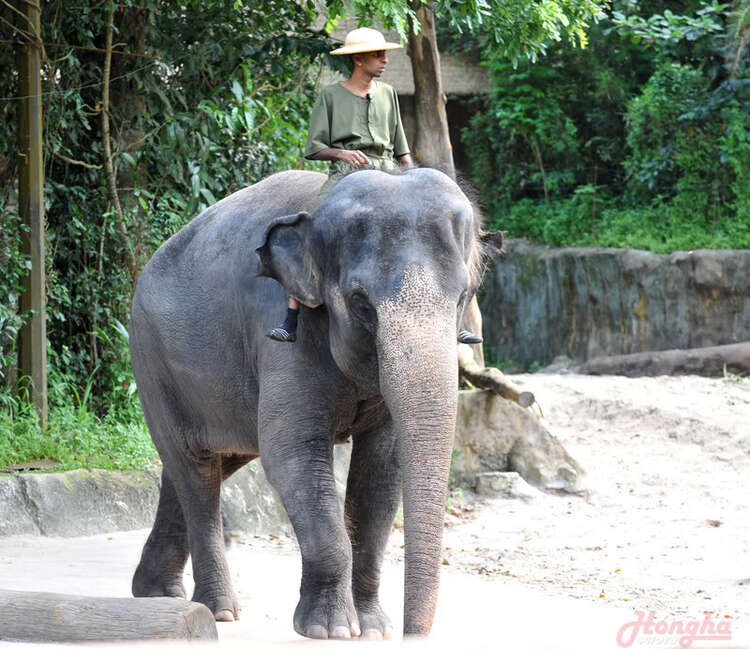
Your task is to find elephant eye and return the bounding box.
[348,291,377,330]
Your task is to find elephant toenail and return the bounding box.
[305,624,329,639]
[215,609,234,622]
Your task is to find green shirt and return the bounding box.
[305,81,410,166]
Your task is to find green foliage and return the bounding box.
[463,17,650,212]
[721,101,750,220]
[486,195,750,253]
[0,398,156,472]
[478,0,607,62]
[610,1,726,46]
[626,64,707,193]
[463,62,582,206]
[0,347,156,471]
[0,316,155,471]
[464,0,750,251]
[1,0,332,410]
[0,200,29,385]
[625,61,749,228]
[331,0,607,63]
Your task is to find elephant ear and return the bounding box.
[480,229,504,259]
[255,211,323,307]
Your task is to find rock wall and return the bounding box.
[479,240,750,366]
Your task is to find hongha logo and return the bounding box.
[616,611,732,648]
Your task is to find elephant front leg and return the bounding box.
[345,422,402,640]
[260,412,359,639]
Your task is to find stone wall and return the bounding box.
[479,240,750,366]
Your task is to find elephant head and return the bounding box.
[257,168,500,634]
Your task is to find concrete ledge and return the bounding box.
[0,469,160,537]
[0,391,580,538]
[0,448,352,538]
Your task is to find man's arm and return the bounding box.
[308,147,371,168]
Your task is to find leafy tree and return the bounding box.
[461,0,749,249]
[1,0,331,405]
[322,0,609,174]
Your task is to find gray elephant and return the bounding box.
[129,168,500,639]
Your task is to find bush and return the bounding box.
[463,1,749,252]
[626,63,726,205]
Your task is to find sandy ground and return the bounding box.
[459,372,750,620]
[0,373,748,648]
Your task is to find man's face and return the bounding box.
[357,50,388,77]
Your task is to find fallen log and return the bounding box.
[458,345,535,407]
[573,341,750,378]
[0,590,218,643]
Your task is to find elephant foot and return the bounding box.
[293,585,360,639]
[193,589,241,622]
[132,569,187,600]
[355,598,393,640]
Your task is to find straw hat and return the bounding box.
[329,27,402,55]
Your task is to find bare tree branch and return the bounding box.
[53,150,102,170]
[101,0,136,284]
[458,345,536,407]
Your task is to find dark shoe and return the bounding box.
[457,329,482,345]
[266,327,296,342]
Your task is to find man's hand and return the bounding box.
[397,153,415,169]
[335,149,371,168]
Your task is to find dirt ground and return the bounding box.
[233,372,749,643]
[426,372,750,622]
[1,372,747,648]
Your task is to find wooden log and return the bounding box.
[573,342,750,378]
[0,590,217,643]
[458,345,535,407]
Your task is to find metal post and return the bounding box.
[17,0,48,428]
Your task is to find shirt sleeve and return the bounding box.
[392,88,410,158]
[305,90,331,159]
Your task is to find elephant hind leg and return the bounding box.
[133,469,189,599]
[174,452,240,622]
[134,455,245,622]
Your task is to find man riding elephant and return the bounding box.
[266,28,482,346]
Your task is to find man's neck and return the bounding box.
[343,70,376,97]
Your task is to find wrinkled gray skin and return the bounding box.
[130,168,497,639]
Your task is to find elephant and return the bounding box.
[129,168,500,639]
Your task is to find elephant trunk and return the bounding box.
[377,300,458,636]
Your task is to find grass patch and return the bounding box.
[0,381,158,473]
[489,196,750,253]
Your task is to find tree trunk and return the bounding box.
[407,1,455,178]
[573,342,750,378]
[107,2,151,281]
